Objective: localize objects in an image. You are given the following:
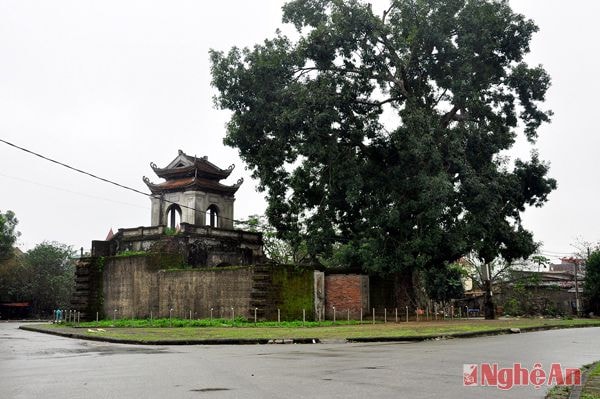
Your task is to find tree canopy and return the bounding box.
[424,262,465,304]
[210,0,556,275]
[0,241,75,316]
[24,242,75,315]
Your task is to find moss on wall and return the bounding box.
[270,265,314,321]
[145,252,188,271]
[114,251,147,258]
[163,265,249,273]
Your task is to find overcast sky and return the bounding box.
[0,1,597,262]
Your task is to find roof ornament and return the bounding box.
[143,176,152,184]
[150,162,158,170]
[235,178,244,186]
[178,149,184,155]
[227,164,235,171]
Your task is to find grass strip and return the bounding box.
[22,318,600,344]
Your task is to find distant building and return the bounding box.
[549,257,586,273]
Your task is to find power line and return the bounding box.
[0,138,250,225]
[0,172,146,210]
[0,138,152,197]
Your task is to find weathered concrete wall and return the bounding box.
[101,224,264,267]
[325,274,369,319]
[102,255,254,319]
[103,256,159,319]
[497,287,576,316]
[157,267,254,318]
[94,255,372,321]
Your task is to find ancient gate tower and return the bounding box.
[71,149,369,321]
[143,150,243,229]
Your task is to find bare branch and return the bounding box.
[491,261,514,281]
[433,88,448,108]
[381,1,397,24]
[441,105,471,128]
[441,104,460,128]
[376,38,410,98]
[291,66,383,82]
[355,97,402,107]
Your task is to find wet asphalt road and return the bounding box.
[1,323,599,399]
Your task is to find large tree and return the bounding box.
[210,0,555,279]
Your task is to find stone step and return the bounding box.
[75,283,90,290]
[253,281,270,288]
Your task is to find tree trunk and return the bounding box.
[483,280,496,319]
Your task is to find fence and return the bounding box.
[57,304,482,325]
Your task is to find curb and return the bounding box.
[569,361,600,399]
[18,325,319,345]
[19,322,600,346]
[348,323,600,343]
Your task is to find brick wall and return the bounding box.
[324,274,369,319]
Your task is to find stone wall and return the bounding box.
[157,267,254,318]
[102,255,158,319]
[324,274,369,319]
[92,224,264,268]
[102,255,254,319]
[73,253,373,321]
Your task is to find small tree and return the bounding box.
[24,242,75,316]
[0,249,27,303]
[584,250,600,315]
[464,255,527,319]
[424,262,465,307]
[0,210,20,260]
[239,215,309,264]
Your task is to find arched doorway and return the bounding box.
[166,204,182,229]
[206,204,219,228]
